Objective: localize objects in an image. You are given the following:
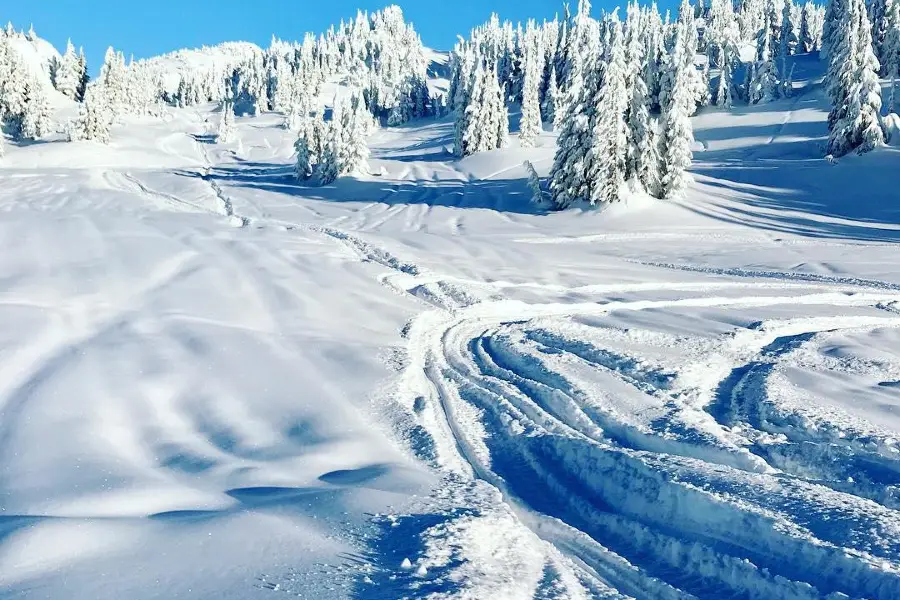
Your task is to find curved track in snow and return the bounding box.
[369,249,900,599]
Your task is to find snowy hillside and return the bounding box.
[2,2,900,599]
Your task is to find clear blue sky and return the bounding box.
[3,1,675,73]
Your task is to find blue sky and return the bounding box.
[4,1,675,72]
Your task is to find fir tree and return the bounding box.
[541,64,559,126]
[519,21,544,148]
[883,0,900,111]
[826,0,884,156]
[588,17,629,204]
[217,100,236,143]
[660,0,696,197]
[54,40,81,100]
[799,2,816,52]
[20,75,53,140]
[70,86,112,143]
[625,2,662,194]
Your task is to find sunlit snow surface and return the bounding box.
[1,53,900,599]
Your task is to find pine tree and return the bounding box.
[295,113,328,180]
[20,75,53,140]
[884,0,900,111]
[523,160,546,205]
[541,64,559,126]
[749,1,783,103]
[519,21,544,148]
[217,100,236,143]
[99,47,127,118]
[316,126,340,185]
[549,11,605,208]
[70,86,112,143]
[871,0,890,63]
[781,0,799,57]
[54,40,81,100]
[826,0,884,156]
[337,91,371,175]
[625,2,662,194]
[588,17,629,204]
[660,0,696,197]
[799,2,816,52]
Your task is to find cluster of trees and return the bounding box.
[448,0,712,205]
[0,25,56,146]
[293,90,373,184]
[164,6,434,126]
[819,0,900,156]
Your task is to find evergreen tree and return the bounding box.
[799,2,816,52]
[99,47,127,118]
[826,0,884,156]
[541,64,559,125]
[749,1,783,103]
[883,0,900,111]
[295,114,328,180]
[217,100,236,143]
[871,0,890,63]
[660,0,696,197]
[336,91,371,175]
[70,86,112,143]
[549,20,603,208]
[519,21,544,148]
[625,3,662,194]
[20,75,53,140]
[780,0,799,57]
[54,40,81,100]
[523,160,546,205]
[588,17,630,204]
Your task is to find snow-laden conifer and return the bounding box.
[826,0,884,156]
[660,0,696,198]
[883,0,900,111]
[519,21,544,148]
[588,16,630,204]
[217,100,236,143]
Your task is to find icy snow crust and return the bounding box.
[1,51,900,598]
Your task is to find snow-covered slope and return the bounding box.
[1,50,899,600]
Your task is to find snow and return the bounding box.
[1,38,900,600]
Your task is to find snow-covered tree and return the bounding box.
[780,0,800,57]
[660,0,696,197]
[625,2,662,194]
[99,47,127,118]
[335,90,371,175]
[523,160,547,205]
[799,1,816,52]
[217,100,236,143]
[826,0,884,156]
[883,0,900,111]
[588,16,630,204]
[454,61,509,156]
[295,113,328,180]
[19,75,53,140]
[748,0,784,103]
[54,40,81,100]
[541,64,559,125]
[77,48,89,101]
[70,86,112,143]
[519,21,544,148]
[548,4,609,209]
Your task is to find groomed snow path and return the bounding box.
[1,57,900,599]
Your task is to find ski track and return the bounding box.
[340,229,900,598]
